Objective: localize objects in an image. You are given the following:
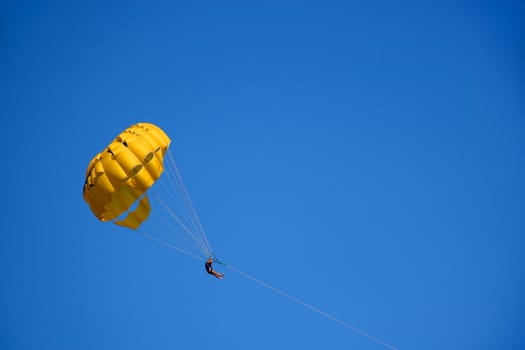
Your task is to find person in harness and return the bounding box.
[205,257,224,279]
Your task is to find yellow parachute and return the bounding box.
[83,122,171,229]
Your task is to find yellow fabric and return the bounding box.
[83,122,171,229]
[114,195,151,229]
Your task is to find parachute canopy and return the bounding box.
[83,122,171,229]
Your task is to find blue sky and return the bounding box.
[1,1,524,349]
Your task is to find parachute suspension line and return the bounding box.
[140,150,215,261]
[152,195,211,257]
[153,179,206,257]
[138,229,204,261]
[140,214,205,260]
[157,171,194,232]
[219,262,398,350]
[160,158,201,241]
[165,151,213,254]
[164,152,212,256]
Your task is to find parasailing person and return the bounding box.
[205,257,224,279]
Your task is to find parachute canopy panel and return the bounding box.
[83,122,171,229]
[114,194,152,229]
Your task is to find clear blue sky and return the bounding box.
[1,1,524,349]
